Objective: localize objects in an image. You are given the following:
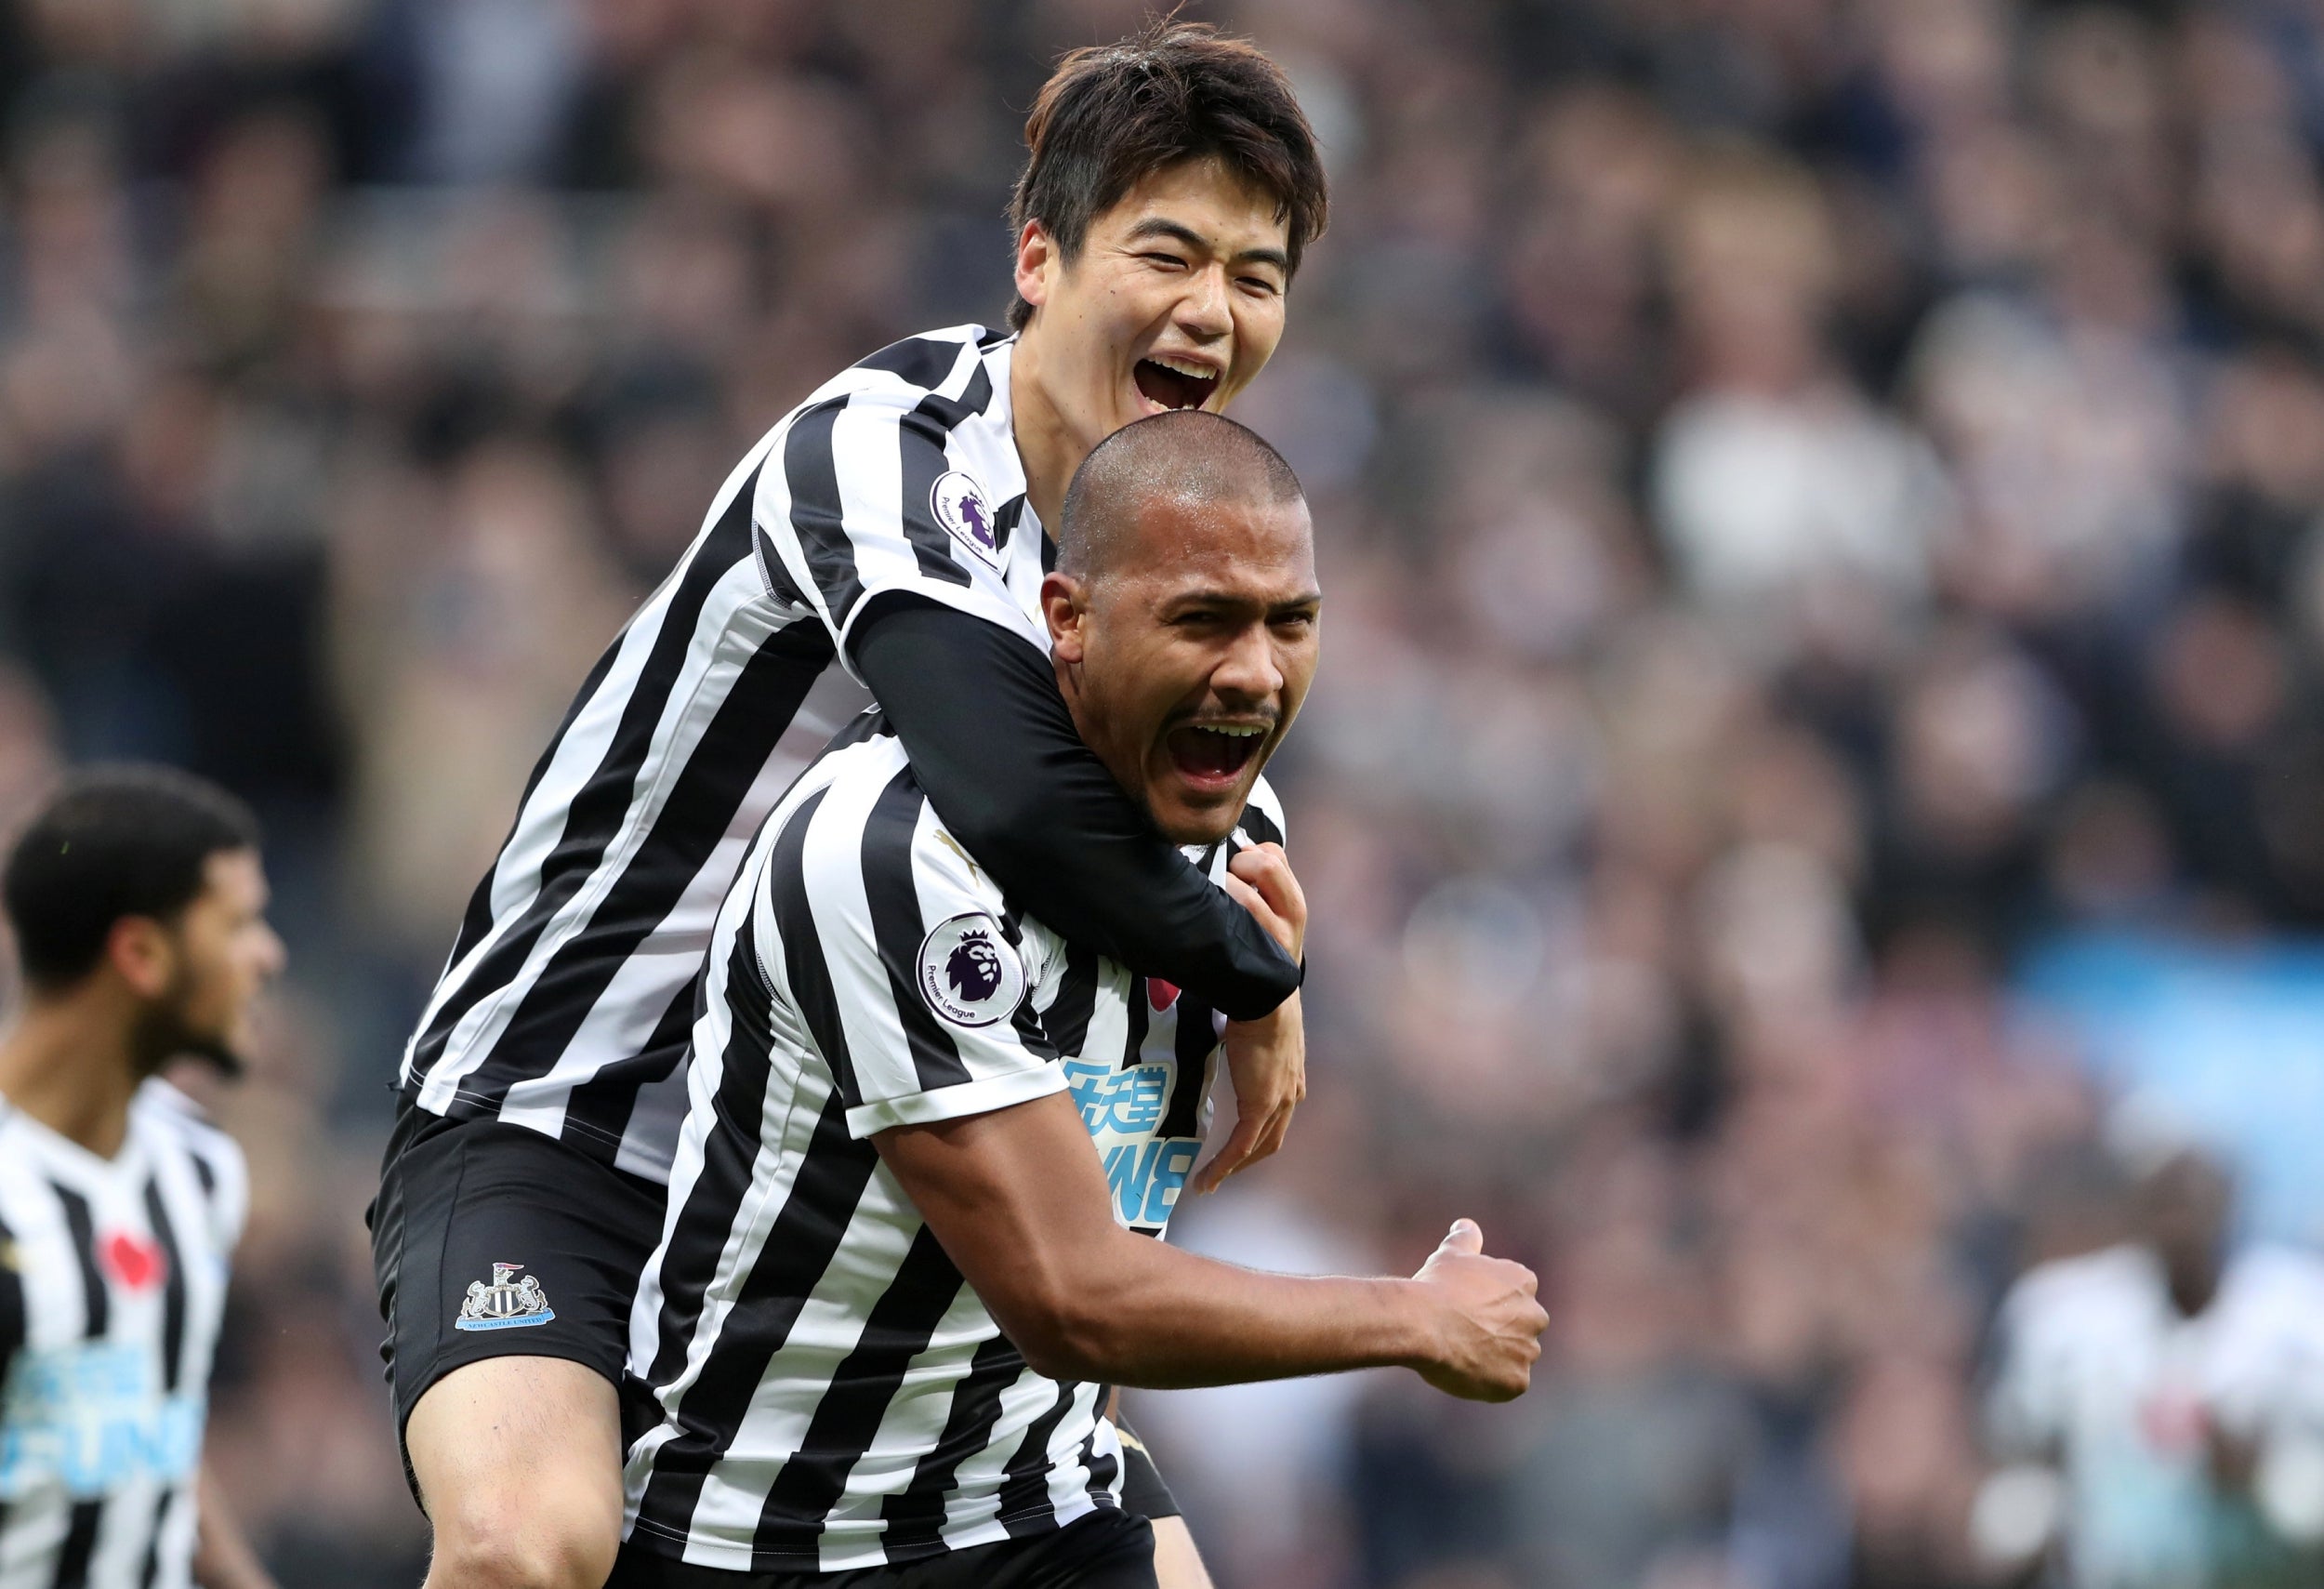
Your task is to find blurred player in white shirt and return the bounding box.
[1976,1116,2324,1589]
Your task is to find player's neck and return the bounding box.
[0,988,142,1159]
[1007,325,1083,536]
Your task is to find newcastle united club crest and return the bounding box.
[455,1262,556,1331]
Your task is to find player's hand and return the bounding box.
[1199,844,1308,1196]
[1197,991,1304,1196]
[1409,1220,1546,1403]
[1220,842,1304,960]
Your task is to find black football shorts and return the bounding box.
[1110,1419,1182,1523]
[367,1106,666,1499]
[607,1506,1156,1589]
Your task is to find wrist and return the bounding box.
[1378,1278,1449,1373]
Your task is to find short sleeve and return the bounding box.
[779,761,1063,1140]
[756,376,1044,683]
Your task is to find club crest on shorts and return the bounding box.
[917,912,1025,1027]
[929,470,1000,566]
[455,1262,556,1331]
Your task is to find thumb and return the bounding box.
[1438,1219,1483,1257]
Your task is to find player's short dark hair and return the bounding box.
[4,767,260,990]
[1008,19,1328,331]
[1059,409,1306,578]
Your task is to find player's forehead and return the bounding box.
[1116,490,1315,599]
[192,848,267,914]
[1087,156,1291,258]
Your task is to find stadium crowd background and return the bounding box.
[0,0,2318,1584]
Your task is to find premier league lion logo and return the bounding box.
[918,912,1024,1027]
[946,929,1005,1002]
[930,470,1001,565]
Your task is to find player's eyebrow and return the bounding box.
[1125,218,1290,272]
[1165,586,1322,615]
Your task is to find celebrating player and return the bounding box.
[0,769,283,1589]
[372,20,1328,1589]
[614,412,1544,1588]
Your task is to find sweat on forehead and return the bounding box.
[1057,410,1305,577]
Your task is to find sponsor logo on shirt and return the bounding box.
[1063,1058,1199,1229]
[0,1343,202,1499]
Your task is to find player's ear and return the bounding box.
[105,915,177,1000]
[1042,571,1089,662]
[1013,222,1057,313]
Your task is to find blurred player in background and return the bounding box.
[0,769,284,1589]
[369,20,1327,1589]
[613,412,1545,1589]
[1976,1107,2324,1589]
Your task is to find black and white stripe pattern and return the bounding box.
[400,324,1052,1183]
[622,729,1284,1572]
[0,1082,246,1589]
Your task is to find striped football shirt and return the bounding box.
[0,1081,247,1589]
[622,724,1284,1572]
[398,325,1050,1182]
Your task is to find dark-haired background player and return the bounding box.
[0,768,284,1589]
[370,20,1329,1589]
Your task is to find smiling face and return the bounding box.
[1013,156,1291,454]
[1044,487,1320,845]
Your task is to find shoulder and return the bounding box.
[2001,1244,2154,1332]
[132,1080,249,1239]
[2220,1245,2324,1320]
[773,325,1008,429]
[132,1079,243,1168]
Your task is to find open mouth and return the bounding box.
[1133,355,1219,412]
[1166,722,1268,788]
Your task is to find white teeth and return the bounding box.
[1146,356,1217,381]
[1199,725,1265,737]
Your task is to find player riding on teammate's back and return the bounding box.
[609,412,1546,1589]
[371,22,1328,1589]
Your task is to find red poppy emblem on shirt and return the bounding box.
[102,1230,166,1292]
[1147,979,1180,1013]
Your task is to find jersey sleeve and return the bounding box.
[754,377,1045,681]
[775,769,1066,1141]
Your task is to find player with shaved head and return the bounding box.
[614,412,1546,1589]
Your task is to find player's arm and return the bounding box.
[191,1467,279,1589]
[855,601,1309,1189]
[852,594,1298,1020]
[757,383,1299,1022]
[874,1091,1544,1397]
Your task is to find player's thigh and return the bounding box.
[1113,1418,1210,1589]
[1148,1517,1214,1589]
[407,1354,625,1568]
[371,1114,662,1578]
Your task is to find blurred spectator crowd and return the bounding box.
[0,0,2320,1585]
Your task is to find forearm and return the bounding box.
[192,1468,276,1589]
[852,594,1299,1019]
[1037,1237,1435,1389]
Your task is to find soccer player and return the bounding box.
[371,20,1329,1589]
[614,412,1547,1589]
[1978,1121,2324,1587]
[0,768,284,1589]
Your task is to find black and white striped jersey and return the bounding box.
[0,1082,247,1589]
[622,727,1284,1573]
[399,324,1051,1183]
